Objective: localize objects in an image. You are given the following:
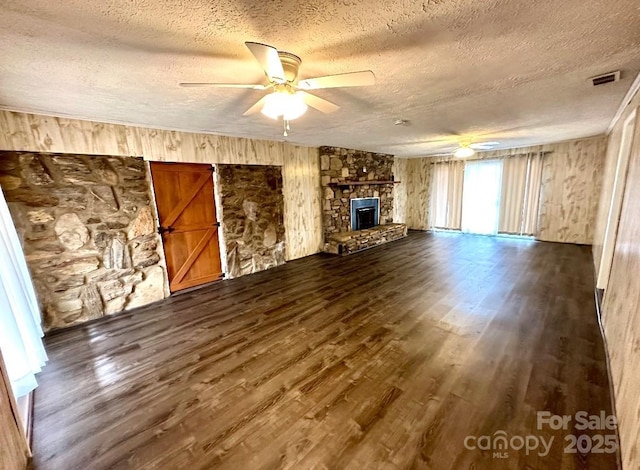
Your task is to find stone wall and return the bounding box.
[0,151,167,331]
[217,165,285,278]
[320,146,395,237]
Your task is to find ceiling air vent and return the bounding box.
[589,71,621,87]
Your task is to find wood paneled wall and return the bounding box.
[595,96,640,470]
[536,136,607,244]
[392,157,408,223]
[281,145,323,260]
[0,110,322,261]
[0,350,29,470]
[404,157,431,230]
[0,111,143,156]
[396,136,605,240]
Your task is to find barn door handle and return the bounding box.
[158,226,175,235]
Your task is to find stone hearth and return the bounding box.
[324,223,408,255]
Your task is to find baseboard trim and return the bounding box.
[594,288,623,470]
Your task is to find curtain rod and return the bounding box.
[430,150,553,164]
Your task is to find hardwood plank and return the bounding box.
[31,232,617,469]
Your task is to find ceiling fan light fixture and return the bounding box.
[454,146,475,158]
[261,90,308,121]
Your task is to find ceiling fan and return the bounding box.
[452,141,500,157]
[180,41,376,136]
[427,140,500,157]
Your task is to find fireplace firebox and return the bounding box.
[356,207,376,230]
[350,197,380,231]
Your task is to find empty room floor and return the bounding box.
[32,232,617,469]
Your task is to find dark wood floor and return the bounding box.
[32,232,617,469]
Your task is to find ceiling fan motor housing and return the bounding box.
[278,51,302,82]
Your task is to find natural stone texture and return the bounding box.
[131,234,160,268]
[103,233,131,269]
[4,188,59,207]
[126,266,165,309]
[81,284,103,320]
[320,154,330,171]
[98,278,134,302]
[218,165,286,279]
[320,146,396,238]
[86,268,135,283]
[27,209,54,224]
[330,157,343,170]
[90,158,119,186]
[0,175,22,190]
[127,206,154,240]
[44,256,101,276]
[52,274,85,292]
[20,154,54,186]
[52,155,95,184]
[263,224,277,247]
[105,220,127,229]
[54,213,89,250]
[105,297,126,315]
[0,151,167,331]
[242,200,259,221]
[324,223,408,255]
[132,250,160,269]
[54,297,82,313]
[55,186,89,210]
[88,186,119,213]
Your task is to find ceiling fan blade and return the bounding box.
[298,70,375,90]
[179,82,267,89]
[242,95,269,116]
[470,141,500,149]
[245,42,286,83]
[300,92,340,113]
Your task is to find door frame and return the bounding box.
[597,108,637,290]
[147,161,226,293]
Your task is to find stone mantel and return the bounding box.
[328,180,401,188]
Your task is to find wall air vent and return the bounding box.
[589,71,621,87]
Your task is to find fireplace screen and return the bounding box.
[350,197,380,231]
[356,207,376,230]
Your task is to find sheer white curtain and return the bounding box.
[429,161,464,230]
[499,156,528,234]
[0,188,47,398]
[522,153,544,235]
[446,160,464,230]
[461,160,503,235]
[430,162,449,228]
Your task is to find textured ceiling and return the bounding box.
[1,0,639,156]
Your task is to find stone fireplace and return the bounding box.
[320,146,407,255]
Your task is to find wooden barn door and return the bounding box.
[150,162,223,292]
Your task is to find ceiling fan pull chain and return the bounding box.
[283,119,288,137]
